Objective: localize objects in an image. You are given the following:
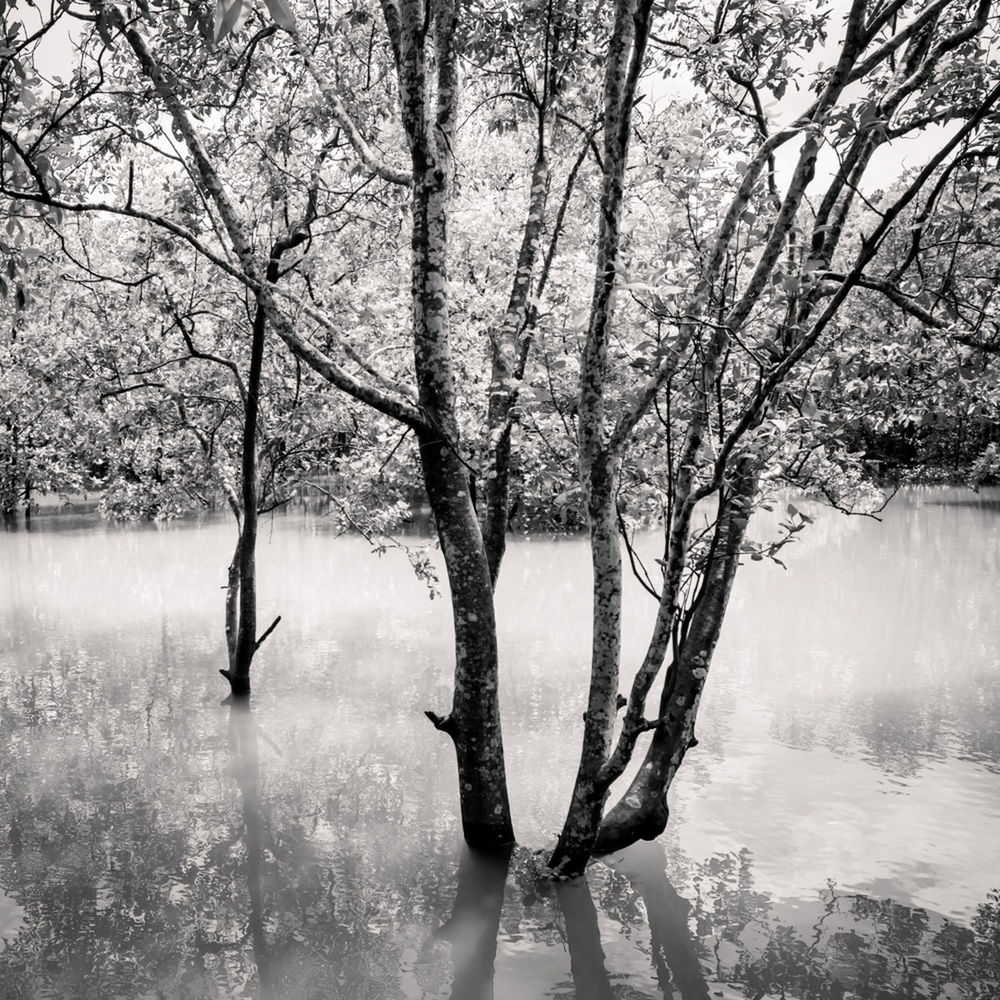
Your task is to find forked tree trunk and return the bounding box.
[593,465,757,855]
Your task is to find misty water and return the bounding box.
[0,486,998,999]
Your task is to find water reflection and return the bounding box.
[555,876,614,999]
[674,847,1000,1000]
[432,847,511,1000]
[227,697,273,996]
[0,488,998,995]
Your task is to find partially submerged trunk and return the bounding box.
[219,295,265,698]
[548,0,654,875]
[594,466,757,855]
[420,434,514,849]
[220,248,290,697]
[396,3,515,848]
[550,455,622,869]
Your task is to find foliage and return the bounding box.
[2,0,1000,863]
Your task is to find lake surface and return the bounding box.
[0,487,998,999]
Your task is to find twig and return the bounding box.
[254,615,282,651]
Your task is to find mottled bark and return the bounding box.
[550,454,621,870]
[396,1,514,848]
[594,466,757,855]
[420,433,514,849]
[483,152,550,587]
[549,0,653,876]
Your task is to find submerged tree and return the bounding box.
[1,0,592,846]
[1,0,999,865]
[547,0,1000,872]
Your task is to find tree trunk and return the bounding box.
[549,455,622,872]
[420,432,515,850]
[594,465,757,855]
[220,296,265,698]
[548,0,654,875]
[399,5,515,850]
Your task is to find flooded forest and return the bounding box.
[1,0,1000,997]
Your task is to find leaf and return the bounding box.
[263,0,297,31]
[214,0,251,42]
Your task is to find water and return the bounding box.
[0,487,998,998]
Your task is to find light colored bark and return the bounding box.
[550,0,655,875]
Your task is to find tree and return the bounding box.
[2,0,998,867]
[2,0,585,847]
[547,0,1000,873]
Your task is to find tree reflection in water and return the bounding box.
[0,672,998,998]
[227,697,273,997]
[431,847,510,1000]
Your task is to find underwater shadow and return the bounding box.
[433,845,512,1000]
[227,695,275,999]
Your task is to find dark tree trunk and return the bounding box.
[594,466,757,855]
[419,433,515,849]
[220,296,265,698]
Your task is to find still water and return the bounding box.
[0,487,998,999]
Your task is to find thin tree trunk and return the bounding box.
[594,464,757,854]
[550,455,621,869]
[220,296,265,698]
[549,0,653,876]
